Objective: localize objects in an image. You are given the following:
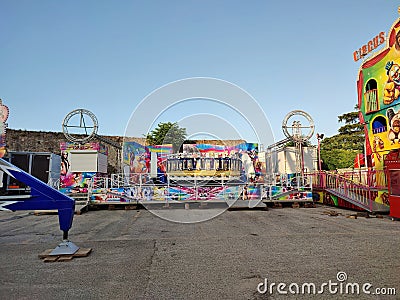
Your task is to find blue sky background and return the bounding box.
[1,1,399,146]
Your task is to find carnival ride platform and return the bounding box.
[84,172,313,211]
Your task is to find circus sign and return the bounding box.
[353,32,385,62]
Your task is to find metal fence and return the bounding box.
[86,172,313,203]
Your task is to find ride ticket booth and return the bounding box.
[385,150,400,219]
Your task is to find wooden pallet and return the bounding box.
[322,210,341,217]
[292,202,300,208]
[38,248,92,262]
[124,205,137,210]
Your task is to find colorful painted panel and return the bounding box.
[107,184,313,202]
[91,187,126,203]
[59,172,96,193]
[122,185,241,201]
[242,185,261,200]
[265,186,312,201]
[147,144,173,157]
[358,19,400,171]
[182,143,258,156]
[123,142,150,180]
[183,143,225,155]
[123,142,172,183]
[60,142,108,155]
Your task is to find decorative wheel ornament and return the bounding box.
[282,110,314,142]
[62,109,98,143]
[0,99,9,135]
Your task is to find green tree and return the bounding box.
[145,122,187,152]
[320,106,365,170]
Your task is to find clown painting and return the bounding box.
[383,61,400,105]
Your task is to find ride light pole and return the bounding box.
[317,133,324,171]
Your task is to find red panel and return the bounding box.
[385,151,400,218]
[390,196,400,218]
[361,48,390,69]
[357,71,363,109]
[389,28,396,47]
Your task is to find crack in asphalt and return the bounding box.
[143,239,158,298]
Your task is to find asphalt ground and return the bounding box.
[0,204,399,300]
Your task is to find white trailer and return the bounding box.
[264,146,318,175]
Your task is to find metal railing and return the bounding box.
[309,171,389,212]
[338,168,387,189]
[86,172,313,202]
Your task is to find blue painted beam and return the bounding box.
[0,158,75,233]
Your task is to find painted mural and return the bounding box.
[59,142,107,193]
[91,187,126,203]
[123,142,150,183]
[262,185,312,201]
[122,185,241,202]
[357,17,400,173]
[59,172,96,194]
[88,184,312,203]
[183,143,226,155]
[122,142,172,184]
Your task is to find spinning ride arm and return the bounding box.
[0,158,75,239]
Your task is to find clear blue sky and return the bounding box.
[1,1,399,146]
